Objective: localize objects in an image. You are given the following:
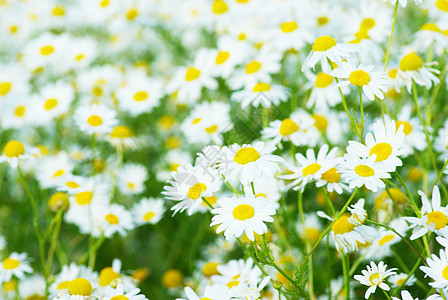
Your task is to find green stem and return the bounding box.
[382,289,392,300]
[392,257,422,297]
[322,188,336,217]
[341,252,350,300]
[46,201,67,274]
[201,197,215,210]
[429,159,448,196]
[384,0,399,71]
[298,190,304,224]
[394,172,420,217]
[358,87,364,141]
[222,175,239,196]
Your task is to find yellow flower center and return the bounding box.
[2,258,20,269]
[312,114,328,131]
[56,280,70,290]
[280,21,298,33]
[44,98,58,110]
[354,165,375,177]
[331,215,355,234]
[312,36,336,52]
[360,18,376,30]
[443,265,448,280]
[216,51,230,65]
[100,0,110,7]
[321,167,341,183]
[302,163,321,177]
[3,140,25,158]
[279,118,299,136]
[105,214,119,224]
[111,296,129,300]
[369,273,380,285]
[92,86,103,96]
[158,115,175,129]
[110,125,134,138]
[75,191,93,205]
[48,192,68,211]
[349,70,371,86]
[52,5,65,16]
[202,262,220,277]
[14,105,26,117]
[192,118,202,125]
[238,33,247,40]
[133,91,148,101]
[421,23,441,32]
[99,267,121,286]
[234,147,260,165]
[126,8,138,20]
[65,181,79,189]
[227,280,239,288]
[40,45,54,56]
[162,269,183,288]
[143,211,155,222]
[9,25,18,34]
[369,142,392,162]
[187,183,207,200]
[233,204,255,220]
[212,0,228,14]
[0,82,12,96]
[315,72,334,88]
[305,228,320,242]
[388,69,398,79]
[185,67,201,81]
[68,278,93,296]
[399,53,424,71]
[203,195,218,206]
[87,115,103,126]
[245,61,262,74]
[317,16,329,26]
[435,0,448,11]
[252,82,271,92]
[2,280,17,291]
[205,125,218,133]
[396,121,413,135]
[75,54,85,62]
[378,234,394,246]
[426,211,448,230]
[396,278,405,286]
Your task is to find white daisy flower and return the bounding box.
[391,290,418,300]
[103,284,147,300]
[74,103,118,135]
[389,273,417,288]
[96,204,134,238]
[97,259,136,292]
[106,125,139,150]
[220,142,283,186]
[18,274,46,299]
[231,82,290,109]
[330,61,389,101]
[56,175,89,195]
[363,218,408,259]
[35,152,75,189]
[0,98,36,129]
[210,194,277,241]
[265,19,313,52]
[303,71,348,108]
[354,261,397,299]
[49,263,98,298]
[0,140,33,169]
[396,52,440,93]
[0,253,33,282]
[404,186,448,239]
[393,107,427,156]
[420,247,448,291]
[176,285,229,300]
[54,277,97,300]
[117,163,148,195]
[261,113,315,146]
[132,198,165,226]
[33,81,75,124]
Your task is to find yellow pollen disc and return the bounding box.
[169,163,180,172]
[40,45,54,56]
[52,5,65,16]
[99,267,121,286]
[188,183,207,200]
[3,140,25,158]
[133,91,148,101]
[369,273,380,285]
[37,145,49,156]
[388,68,398,79]
[408,167,422,183]
[48,192,68,211]
[132,268,149,282]
[9,25,18,34]
[302,163,321,177]
[158,115,175,129]
[162,269,183,288]
[192,118,202,125]
[435,0,448,11]
[255,193,267,198]
[202,262,220,277]
[203,195,218,206]
[279,118,299,136]
[87,115,103,126]
[216,51,230,65]
[2,258,20,269]
[317,16,329,26]
[426,211,448,230]
[280,21,298,33]
[143,211,155,222]
[53,169,64,178]
[126,8,138,20]
[369,142,392,162]
[75,191,93,205]
[238,33,247,40]
[128,182,135,190]
[443,265,448,280]
[212,0,228,14]
[2,280,17,291]
[245,61,262,74]
[305,228,320,242]
[166,136,180,149]
[331,215,355,234]
[396,121,413,135]
[44,98,58,110]
[396,278,405,286]
[14,105,25,117]
[321,167,341,183]
[205,125,218,133]
[354,165,375,177]
[110,125,134,138]
[185,67,201,81]
[56,280,70,290]
[74,54,85,62]
[92,86,103,96]
[100,0,109,7]
[233,204,255,220]
[111,296,129,300]
[399,53,424,71]
[65,181,79,189]
[0,82,12,96]
[252,82,271,92]
[312,36,336,52]
[378,234,394,246]
[312,114,328,131]
[105,214,119,224]
[234,147,260,165]
[360,18,376,30]
[68,278,93,296]
[421,23,441,32]
[227,280,239,288]
[315,72,334,88]
[349,70,371,86]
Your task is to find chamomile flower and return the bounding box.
[404,186,448,239]
[106,125,138,149]
[420,247,448,290]
[49,263,98,298]
[391,290,418,300]
[331,61,389,101]
[354,261,397,299]
[103,284,147,300]
[261,114,315,146]
[296,213,323,243]
[340,154,391,192]
[389,273,417,288]
[1,99,36,129]
[55,277,97,300]
[220,142,283,185]
[132,198,165,226]
[97,259,136,293]
[35,152,75,188]
[266,19,313,52]
[281,144,339,191]
[393,107,427,156]
[96,204,134,238]
[396,52,440,92]
[117,163,148,195]
[74,103,118,135]
[33,81,75,123]
[302,36,353,73]
[18,275,46,299]
[0,253,33,282]
[210,194,276,241]
[0,140,31,169]
[231,82,290,109]
[176,285,229,300]
[363,219,408,260]
[303,71,347,108]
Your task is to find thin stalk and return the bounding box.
[382,289,392,300]
[341,252,350,300]
[383,0,399,71]
[394,171,420,217]
[222,175,239,196]
[322,188,336,217]
[358,87,365,141]
[201,197,215,210]
[429,159,448,196]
